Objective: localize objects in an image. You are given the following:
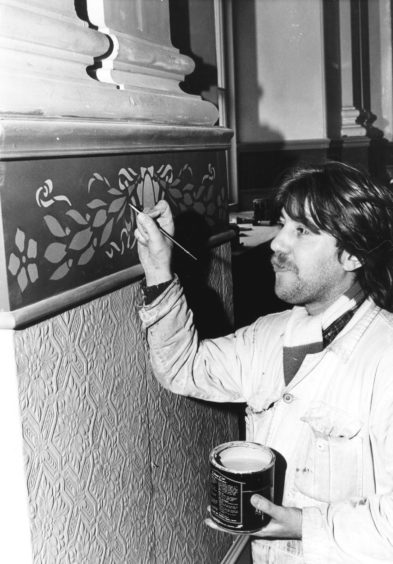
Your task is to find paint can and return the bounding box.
[209,441,275,533]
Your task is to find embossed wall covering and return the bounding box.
[15,242,238,564]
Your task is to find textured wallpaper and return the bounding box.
[15,242,239,564]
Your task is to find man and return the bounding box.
[135,162,393,563]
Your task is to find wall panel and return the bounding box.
[15,243,238,563]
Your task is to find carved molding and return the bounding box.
[0,118,233,159]
[337,0,367,137]
[0,0,219,125]
[341,106,367,138]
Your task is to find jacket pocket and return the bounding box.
[294,402,363,503]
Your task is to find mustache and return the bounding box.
[271,253,298,273]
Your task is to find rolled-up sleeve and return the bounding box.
[138,275,259,403]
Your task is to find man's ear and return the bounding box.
[341,250,362,272]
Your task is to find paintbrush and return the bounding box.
[130,202,198,261]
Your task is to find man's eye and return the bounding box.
[296,225,310,235]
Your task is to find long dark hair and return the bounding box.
[274,161,393,311]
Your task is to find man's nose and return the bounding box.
[270,226,290,253]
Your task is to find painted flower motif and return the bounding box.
[8,228,38,292]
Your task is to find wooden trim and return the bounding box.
[0,264,145,330]
[0,118,233,159]
[220,536,251,564]
[208,229,236,248]
[238,138,330,152]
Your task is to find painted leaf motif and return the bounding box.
[92,209,107,227]
[50,261,70,280]
[66,209,88,225]
[184,193,192,206]
[44,242,67,264]
[88,177,96,191]
[87,199,107,209]
[69,227,93,251]
[207,185,215,201]
[100,218,114,246]
[194,202,205,214]
[108,197,126,214]
[207,202,216,216]
[116,206,126,222]
[77,245,95,266]
[44,215,67,237]
[195,186,205,200]
[170,188,182,201]
[109,188,122,196]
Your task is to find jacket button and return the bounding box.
[283,392,294,403]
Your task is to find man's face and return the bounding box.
[270,208,356,314]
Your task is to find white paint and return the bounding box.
[217,443,273,473]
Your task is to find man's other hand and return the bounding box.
[250,495,302,539]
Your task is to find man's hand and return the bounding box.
[250,495,302,539]
[205,496,302,539]
[134,200,174,286]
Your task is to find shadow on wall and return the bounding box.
[173,210,233,339]
[168,0,218,108]
[233,0,285,145]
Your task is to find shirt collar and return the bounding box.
[321,281,365,331]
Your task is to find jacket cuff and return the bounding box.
[138,274,182,327]
[141,277,173,305]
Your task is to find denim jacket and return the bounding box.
[139,276,393,563]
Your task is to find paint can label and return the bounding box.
[209,441,275,533]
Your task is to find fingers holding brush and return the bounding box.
[143,200,175,237]
[134,202,174,285]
